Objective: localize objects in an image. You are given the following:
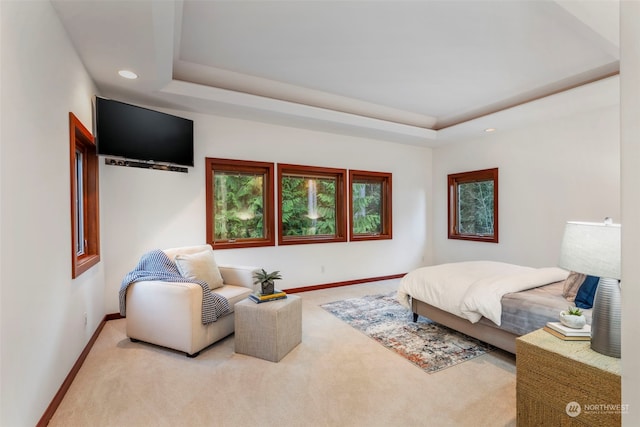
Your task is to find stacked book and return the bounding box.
[249,289,287,304]
[544,321,591,341]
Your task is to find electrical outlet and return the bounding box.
[321,265,325,273]
[83,312,88,326]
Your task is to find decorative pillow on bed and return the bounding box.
[574,275,600,309]
[175,248,224,289]
[562,271,587,302]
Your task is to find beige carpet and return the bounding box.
[49,280,517,427]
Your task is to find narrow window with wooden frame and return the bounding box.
[278,164,347,245]
[448,168,498,243]
[349,170,392,241]
[70,112,100,278]
[206,158,275,249]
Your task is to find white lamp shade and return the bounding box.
[559,221,621,279]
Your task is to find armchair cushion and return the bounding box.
[219,265,260,289]
[175,248,223,289]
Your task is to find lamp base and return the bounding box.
[590,277,621,358]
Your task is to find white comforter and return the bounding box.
[397,261,569,326]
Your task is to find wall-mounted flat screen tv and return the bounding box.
[95,96,194,167]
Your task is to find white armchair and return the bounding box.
[124,245,257,357]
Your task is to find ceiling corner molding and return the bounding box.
[435,74,620,143]
[161,79,437,144]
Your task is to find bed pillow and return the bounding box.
[574,275,600,309]
[175,248,224,289]
[562,271,587,302]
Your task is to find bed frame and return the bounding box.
[411,298,518,354]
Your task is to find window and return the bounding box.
[69,112,100,278]
[75,150,85,254]
[205,158,275,249]
[278,164,347,245]
[349,170,392,241]
[448,168,498,243]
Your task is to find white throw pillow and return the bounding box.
[175,248,224,289]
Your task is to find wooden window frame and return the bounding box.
[448,167,499,243]
[205,158,275,250]
[349,170,392,241]
[278,164,347,245]
[69,112,100,278]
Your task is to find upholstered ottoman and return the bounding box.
[234,295,302,362]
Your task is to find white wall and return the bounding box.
[0,2,104,426]
[621,0,640,423]
[101,113,433,313]
[431,105,620,267]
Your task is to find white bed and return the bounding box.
[397,261,590,353]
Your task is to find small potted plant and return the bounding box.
[559,306,587,329]
[252,269,282,295]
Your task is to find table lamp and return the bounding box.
[558,218,621,358]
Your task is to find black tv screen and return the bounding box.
[95,96,194,167]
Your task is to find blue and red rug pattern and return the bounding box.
[321,292,494,373]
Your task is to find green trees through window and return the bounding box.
[350,170,392,241]
[457,180,494,236]
[213,172,265,240]
[206,158,275,249]
[278,164,347,245]
[206,158,392,248]
[448,168,498,243]
[281,175,337,237]
[352,181,381,233]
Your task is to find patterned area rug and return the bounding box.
[321,292,493,373]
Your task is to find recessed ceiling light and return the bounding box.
[118,70,138,79]
[484,128,496,133]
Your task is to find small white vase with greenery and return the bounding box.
[559,306,587,329]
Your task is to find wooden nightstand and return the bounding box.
[516,329,621,426]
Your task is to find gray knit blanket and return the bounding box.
[119,249,230,324]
